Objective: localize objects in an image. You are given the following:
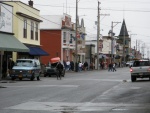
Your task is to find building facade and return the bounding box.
[4,1,47,61]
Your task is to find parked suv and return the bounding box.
[10,59,41,81]
[130,60,150,82]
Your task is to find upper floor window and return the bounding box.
[63,32,66,43]
[70,34,73,44]
[35,23,38,40]
[31,21,34,40]
[23,19,27,38]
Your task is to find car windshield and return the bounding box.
[133,61,150,67]
[16,60,33,67]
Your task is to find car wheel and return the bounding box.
[131,76,136,82]
[11,77,15,81]
[19,78,22,81]
[48,74,51,77]
[44,73,47,77]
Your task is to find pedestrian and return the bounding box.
[70,60,74,71]
[8,58,15,75]
[83,61,88,71]
[90,62,94,70]
[63,60,67,70]
[108,63,112,72]
[112,62,117,72]
[56,62,63,80]
[2,60,7,79]
[78,61,82,72]
[66,60,70,71]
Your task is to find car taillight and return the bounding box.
[130,68,133,72]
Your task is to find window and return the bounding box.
[70,34,73,43]
[31,21,34,40]
[133,61,150,67]
[35,23,38,40]
[23,19,27,38]
[63,32,66,43]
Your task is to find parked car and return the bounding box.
[126,61,134,67]
[10,59,41,81]
[130,59,150,82]
[44,57,65,77]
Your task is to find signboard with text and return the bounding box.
[0,3,13,33]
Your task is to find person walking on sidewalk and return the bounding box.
[112,62,117,72]
[56,62,63,80]
[108,63,112,72]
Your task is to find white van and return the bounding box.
[10,59,41,81]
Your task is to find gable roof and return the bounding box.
[119,19,129,36]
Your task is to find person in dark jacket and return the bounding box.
[8,58,15,74]
[2,60,7,79]
[70,60,74,71]
[56,62,63,80]
[108,63,113,72]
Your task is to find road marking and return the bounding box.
[5,85,79,88]
[65,79,123,82]
[5,102,150,112]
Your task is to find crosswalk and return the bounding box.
[5,101,150,112]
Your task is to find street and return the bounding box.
[0,67,150,113]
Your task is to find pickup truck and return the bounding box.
[130,60,150,82]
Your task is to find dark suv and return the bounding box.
[44,62,65,77]
[130,60,150,82]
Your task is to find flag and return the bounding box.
[81,33,85,40]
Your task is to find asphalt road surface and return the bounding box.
[0,67,150,113]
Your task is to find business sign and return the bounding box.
[0,3,13,33]
[62,14,72,28]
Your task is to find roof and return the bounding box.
[119,19,129,36]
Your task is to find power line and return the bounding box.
[34,4,150,12]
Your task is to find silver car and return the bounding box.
[130,60,150,82]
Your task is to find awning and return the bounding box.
[28,46,49,56]
[0,33,29,52]
[50,57,60,63]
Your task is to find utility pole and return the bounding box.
[75,0,78,72]
[97,1,100,70]
[111,22,120,62]
[123,24,126,64]
[135,39,137,58]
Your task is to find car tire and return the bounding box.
[11,77,15,81]
[48,74,51,77]
[44,73,47,77]
[131,76,136,82]
[19,78,22,81]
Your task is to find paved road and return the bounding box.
[0,67,150,113]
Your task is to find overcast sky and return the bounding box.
[20,0,150,55]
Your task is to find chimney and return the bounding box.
[28,0,33,7]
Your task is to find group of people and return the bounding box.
[63,60,91,72]
[108,62,117,72]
